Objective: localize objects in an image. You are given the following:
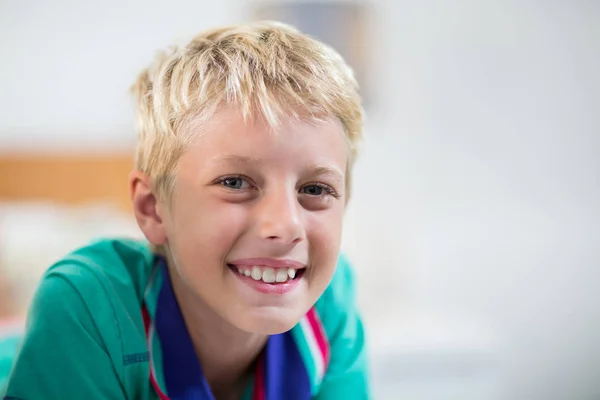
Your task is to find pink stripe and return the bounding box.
[142,305,171,400]
[150,367,170,400]
[305,308,330,367]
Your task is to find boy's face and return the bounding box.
[159,108,348,334]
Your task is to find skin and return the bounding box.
[130,108,348,399]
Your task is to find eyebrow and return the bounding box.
[208,155,345,183]
[209,154,263,165]
[311,165,345,184]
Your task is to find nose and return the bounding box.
[255,188,304,245]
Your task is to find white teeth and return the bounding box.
[262,268,276,283]
[236,265,300,283]
[275,269,288,282]
[251,266,262,281]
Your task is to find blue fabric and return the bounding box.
[155,261,214,400]
[264,332,311,400]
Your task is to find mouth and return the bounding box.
[227,263,306,285]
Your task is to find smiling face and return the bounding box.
[156,108,348,334]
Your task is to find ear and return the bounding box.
[129,170,167,246]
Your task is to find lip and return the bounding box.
[228,258,306,270]
[231,268,303,295]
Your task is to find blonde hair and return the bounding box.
[131,20,363,203]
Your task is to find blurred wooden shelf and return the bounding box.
[0,153,134,211]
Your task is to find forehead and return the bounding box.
[179,108,349,169]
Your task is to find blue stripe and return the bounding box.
[265,332,311,400]
[155,260,213,400]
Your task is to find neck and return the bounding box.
[168,266,267,398]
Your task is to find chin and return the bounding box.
[235,308,305,335]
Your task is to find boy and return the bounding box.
[2,21,368,399]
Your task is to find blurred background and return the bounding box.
[1,0,599,398]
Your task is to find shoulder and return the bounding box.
[28,236,154,339]
[3,238,155,398]
[46,237,154,302]
[29,237,155,359]
[37,237,155,344]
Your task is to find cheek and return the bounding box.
[306,207,345,270]
[167,195,247,266]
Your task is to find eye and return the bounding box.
[217,176,251,190]
[300,183,339,198]
[301,184,324,196]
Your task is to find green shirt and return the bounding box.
[1,238,369,399]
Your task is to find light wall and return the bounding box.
[0,0,246,152]
[359,1,600,399]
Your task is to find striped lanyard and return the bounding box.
[142,257,329,400]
